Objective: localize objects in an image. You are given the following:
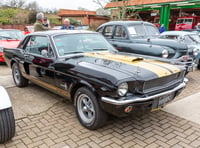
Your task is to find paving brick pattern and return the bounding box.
[1,71,200,148]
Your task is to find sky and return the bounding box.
[26,0,107,11]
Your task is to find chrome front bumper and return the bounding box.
[101,79,187,106]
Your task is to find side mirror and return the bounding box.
[41,49,48,57]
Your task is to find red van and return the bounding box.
[175,16,200,30]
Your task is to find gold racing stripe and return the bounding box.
[85,52,181,77]
[146,60,181,74]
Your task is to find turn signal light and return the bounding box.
[124,106,133,113]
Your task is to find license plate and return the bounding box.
[151,93,174,112]
[158,94,173,106]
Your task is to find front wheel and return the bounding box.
[0,107,15,144]
[74,87,108,130]
[197,59,200,70]
[12,63,28,87]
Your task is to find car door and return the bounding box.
[23,35,56,85]
[110,25,133,52]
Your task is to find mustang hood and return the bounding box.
[74,52,183,85]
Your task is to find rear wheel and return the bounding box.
[12,63,28,87]
[74,87,107,130]
[0,107,15,144]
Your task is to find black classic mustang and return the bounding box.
[96,21,195,72]
[3,30,187,129]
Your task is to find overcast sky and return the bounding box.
[26,0,107,11]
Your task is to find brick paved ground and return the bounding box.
[176,70,200,100]
[1,70,200,148]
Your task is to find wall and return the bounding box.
[0,24,28,31]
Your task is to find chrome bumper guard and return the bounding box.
[101,79,187,106]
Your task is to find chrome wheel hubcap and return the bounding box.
[77,94,95,124]
[13,65,20,84]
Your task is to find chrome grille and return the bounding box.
[139,72,184,95]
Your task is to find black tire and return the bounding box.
[12,63,28,87]
[197,59,200,70]
[74,87,108,130]
[0,107,15,144]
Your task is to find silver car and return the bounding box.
[160,31,200,69]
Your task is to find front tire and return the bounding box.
[0,107,15,144]
[74,87,108,130]
[197,59,200,70]
[12,63,28,87]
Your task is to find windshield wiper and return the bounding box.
[92,48,108,51]
[64,51,84,54]
[188,36,199,44]
[0,35,13,39]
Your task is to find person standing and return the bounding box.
[34,12,50,32]
[159,24,166,33]
[61,18,74,30]
[43,17,50,28]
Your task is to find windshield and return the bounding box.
[177,18,193,25]
[53,33,116,56]
[184,34,200,44]
[0,30,24,40]
[127,24,160,37]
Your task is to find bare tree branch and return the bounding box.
[93,0,111,9]
[5,0,26,8]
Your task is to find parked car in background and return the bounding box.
[3,30,187,129]
[175,16,200,31]
[0,86,15,143]
[24,26,34,34]
[52,25,62,30]
[75,25,89,30]
[96,21,195,72]
[153,16,176,30]
[160,31,200,68]
[0,29,24,63]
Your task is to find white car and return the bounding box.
[0,86,15,143]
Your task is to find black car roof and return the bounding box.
[29,30,98,36]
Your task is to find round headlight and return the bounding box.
[117,82,128,97]
[193,48,199,56]
[162,49,169,58]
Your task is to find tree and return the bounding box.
[120,0,129,20]
[5,0,26,8]
[93,0,110,9]
[25,1,41,12]
[28,11,37,24]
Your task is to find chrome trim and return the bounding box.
[101,79,186,106]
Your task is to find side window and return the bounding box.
[96,27,103,33]
[114,26,127,39]
[185,19,192,25]
[103,25,114,38]
[24,36,54,57]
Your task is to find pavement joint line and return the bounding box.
[5,85,17,89]
[15,101,65,121]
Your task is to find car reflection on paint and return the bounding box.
[3,30,187,129]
